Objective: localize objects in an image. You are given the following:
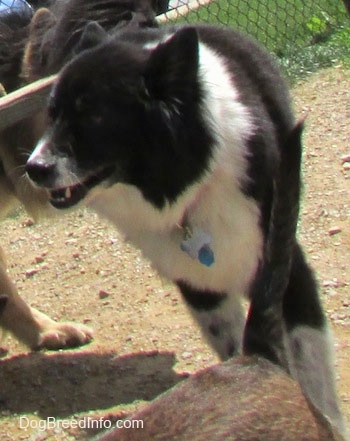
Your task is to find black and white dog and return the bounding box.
[25,23,345,434]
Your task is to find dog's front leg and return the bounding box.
[177,281,245,360]
[0,249,93,350]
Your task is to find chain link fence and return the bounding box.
[0,0,349,68]
[158,0,349,56]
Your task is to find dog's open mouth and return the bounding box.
[49,166,114,209]
[50,184,87,209]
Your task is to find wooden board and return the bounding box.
[0,75,57,131]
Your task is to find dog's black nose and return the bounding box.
[26,159,56,187]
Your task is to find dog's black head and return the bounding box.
[26,25,214,209]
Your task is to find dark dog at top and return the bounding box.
[25,21,346,434]
[0,0,167,350]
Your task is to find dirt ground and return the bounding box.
[0,67,349,440]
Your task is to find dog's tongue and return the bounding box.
[50,184,87,209]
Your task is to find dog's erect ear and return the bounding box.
[145,27,199,101]
[22,8,57,81]
[74,21,108,55]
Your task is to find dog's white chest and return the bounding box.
[88,173,263,298]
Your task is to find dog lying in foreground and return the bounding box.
[95,109,346,441]
[96,357,345,441]
[25,21,346,435]
[0,0,166,350]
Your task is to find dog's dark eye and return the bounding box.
[75,95,102,125]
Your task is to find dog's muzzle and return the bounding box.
[26,157,114,209]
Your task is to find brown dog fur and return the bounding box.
[96,356,345,441]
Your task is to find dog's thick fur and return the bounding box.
[0,0,166,349]
[25,23,345,434]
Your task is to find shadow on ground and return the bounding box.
[0,350,186,418]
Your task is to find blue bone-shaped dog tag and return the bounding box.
[180,227,215,267]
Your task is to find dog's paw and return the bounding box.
[36,322,94,350]
[31,308,93,350]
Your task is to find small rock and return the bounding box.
[328,227,342,236]
[323,279,339,288]
[34,256,44,264]
[181,351,193,360]
[25,268,39,277]
[340,154,350,164]
[343,162,350,171]
[21,218,34,227]
[98,290,109,299]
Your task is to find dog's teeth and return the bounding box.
[65,187,71,199]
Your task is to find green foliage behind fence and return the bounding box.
[163,0,348,52]
[160,0,349,79]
